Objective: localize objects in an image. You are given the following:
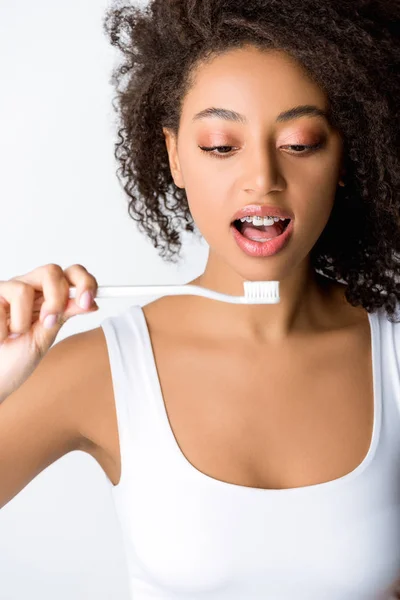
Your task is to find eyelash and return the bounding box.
[198,143,323,159]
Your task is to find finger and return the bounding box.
[13,264,70,326]
[0,298,9,341]
[62,264,99,313]
[0,280,36,335]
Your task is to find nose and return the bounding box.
[241,141,285,196]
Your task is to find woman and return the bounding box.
[0,0,399,597]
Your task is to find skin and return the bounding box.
[162,44,351,344]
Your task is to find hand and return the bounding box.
[0,263,99,402]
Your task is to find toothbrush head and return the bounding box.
[242,280,280,304]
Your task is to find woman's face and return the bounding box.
[163,45,345,282]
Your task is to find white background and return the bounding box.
[0,1,208,598]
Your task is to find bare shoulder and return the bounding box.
[68,326,114,448]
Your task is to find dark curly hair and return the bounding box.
[103,0,400,320]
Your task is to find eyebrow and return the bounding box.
[192,104,331,125]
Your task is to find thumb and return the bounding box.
[33,301,98,355]
[32,312,70,356]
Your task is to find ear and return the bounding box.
[340,154,347,181]
[162,127,185,189]
[338,163,346,186]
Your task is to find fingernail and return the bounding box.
[79,291,93,310]
[43,314,58,329]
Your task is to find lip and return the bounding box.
[231,204,294,223]
[230,218,294,258]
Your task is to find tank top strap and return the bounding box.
[99,304,165,489]
[382,304,400,420]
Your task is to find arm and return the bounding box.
[0,329,99,509]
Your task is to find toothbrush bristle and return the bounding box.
[243,281,280,303]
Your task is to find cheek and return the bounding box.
[179,155,231,222]
[303,194,336,226]
[292,159,340,222]
[300,197,337,246]
[311,165,340,191]
[291,183,337,241]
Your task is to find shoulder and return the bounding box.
[71,325,115,448]
[58,324,122,485]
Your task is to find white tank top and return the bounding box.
[100,303,400,599]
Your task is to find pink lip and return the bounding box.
[231,204,294,222]
[230,219,294,258]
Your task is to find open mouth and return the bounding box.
[232,218,291,240]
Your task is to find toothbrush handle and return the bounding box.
[68,285,245,304]
[68,285,187,299]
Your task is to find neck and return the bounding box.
[186,257,337,344]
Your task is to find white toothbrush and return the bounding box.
[68,281,280,305]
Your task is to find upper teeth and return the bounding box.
[239,216,287,226]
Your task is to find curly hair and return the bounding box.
[103,0,400,320]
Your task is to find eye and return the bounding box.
[281,143,324,155]
[198,145,236,159]
[198,142,324,159]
